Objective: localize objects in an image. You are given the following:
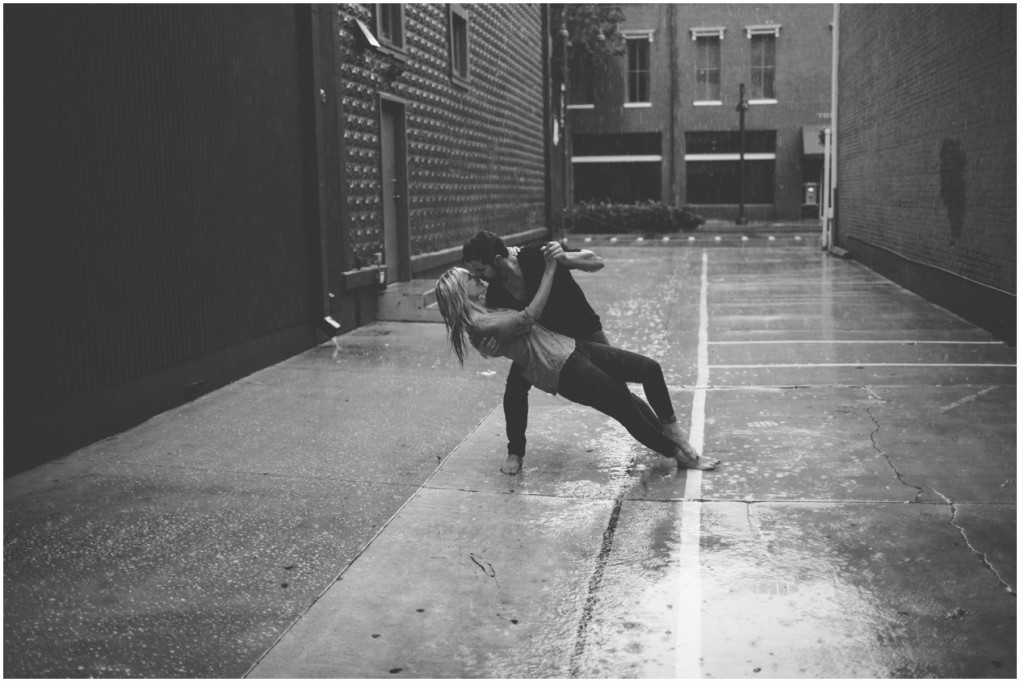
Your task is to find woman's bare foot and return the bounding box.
[500,454,523,475]
[669,445,720,470]
[663,422,720,470]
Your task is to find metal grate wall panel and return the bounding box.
[336,3,548,268]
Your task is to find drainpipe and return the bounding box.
[668,4,677,204]
[828,3,840,248]
[822,126,832,249]
[560,7,569,240]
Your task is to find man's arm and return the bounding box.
[547,242,604,273]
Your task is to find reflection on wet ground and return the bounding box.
[12,244,1007,679]
[251,246,1015,678]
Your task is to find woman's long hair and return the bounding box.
[434,267,476,365]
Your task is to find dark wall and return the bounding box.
[5,5,322,475]
[837,4,1016,342]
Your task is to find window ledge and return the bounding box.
[450,73,471,90]
[749,99,778,105]
[378,44,407,60]
[693,100,723,106]
[573,154,664,163]
[567,104,595,110]
[624,102,652,108]
[684,153,777,161]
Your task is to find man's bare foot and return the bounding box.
[500,454,523,475]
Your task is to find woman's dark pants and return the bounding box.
[556,342,679,458]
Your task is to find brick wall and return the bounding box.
[837,5,1016,297]
[338,4,547,269]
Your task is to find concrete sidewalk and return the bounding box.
[5,245,1016,678]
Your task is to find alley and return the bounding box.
[248,244,1016,678]
[5,243,1016,678]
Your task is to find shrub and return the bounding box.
[562,201,705,235]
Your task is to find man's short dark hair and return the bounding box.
[462,231,509,266]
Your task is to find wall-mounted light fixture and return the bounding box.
[354,18,381,49]
[319,315,342,338]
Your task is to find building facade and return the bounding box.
[5,4,558,475]
[336,3,558,301]
[567,3,833,222]
[834,4,1016,343]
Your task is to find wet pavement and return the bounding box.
[5,242,1016,678]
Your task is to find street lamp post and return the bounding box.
[736,82,750,225]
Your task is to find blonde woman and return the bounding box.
[435,244,718,475]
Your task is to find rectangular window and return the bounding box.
[567,51,595,107]
[625,37,650,104]
[750,34,776,100]
[686,161,774,204]
[684,131,775,204]
[695,36,721,102]
[449,4,470,84]
[376,4,405,52]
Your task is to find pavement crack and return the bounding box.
[930,488,1016,596]
[469,553,496,578]
[865,393,924,503]
[569,492,625,677]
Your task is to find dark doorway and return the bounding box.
[379,96,409,282]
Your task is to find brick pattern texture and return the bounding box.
[837,5,1016,293]
[338,4,546,268]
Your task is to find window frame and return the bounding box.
[746,25,779,103]
[448,3,471,87]
[622,30,653,107]
[375,4,407,55]
[567,49,596,109]
[692,30,722,104]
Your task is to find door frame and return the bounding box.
[378,93,410,283]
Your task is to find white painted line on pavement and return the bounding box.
[676,250,708,678]
[711,363,1016,369]
[941,386,998,412]
[709,340,1004,345]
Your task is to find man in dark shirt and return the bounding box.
[463,231,625,474]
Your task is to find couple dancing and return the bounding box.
[436,231,719,475]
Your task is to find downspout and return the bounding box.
[542,5,554,234]
[308,5,342,338]
[668,4,677,204]
[560,7,569,240]
[829,3,839,248]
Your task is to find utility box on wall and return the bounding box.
[803,182,819,206]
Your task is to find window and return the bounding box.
[624,33,651,105]
[376,4,405,52]
[567,50,595,108]
[684,131,775,204]
[572,133,662,202]
[449,4,470,84]
[694,35,721,103]
[746,25,779,101]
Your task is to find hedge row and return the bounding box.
[561,201,705,235]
